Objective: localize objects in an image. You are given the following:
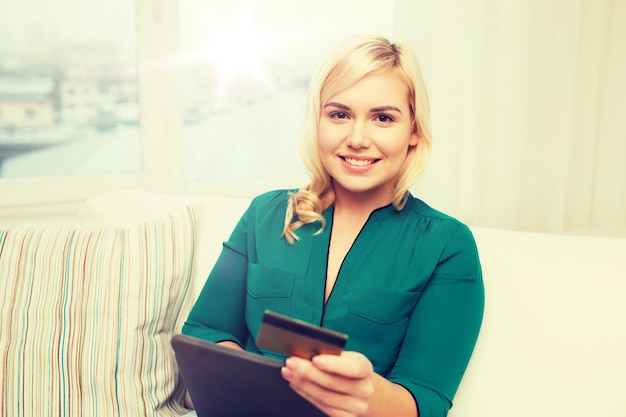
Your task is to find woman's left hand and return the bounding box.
[281,351,375,417]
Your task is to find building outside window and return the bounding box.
[0,0,140,179]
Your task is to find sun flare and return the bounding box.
[181,1,290,98]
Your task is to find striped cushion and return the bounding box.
[0,204,200,416]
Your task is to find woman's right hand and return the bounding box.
[281,351,375,417]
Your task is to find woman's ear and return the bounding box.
[409,130,419,147]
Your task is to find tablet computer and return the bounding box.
[171,334,327,417]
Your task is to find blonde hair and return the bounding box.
[283,35,433,244]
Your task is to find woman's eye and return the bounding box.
[330,111,349,119]
[376,114,394,123]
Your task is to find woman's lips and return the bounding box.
[340,156,380,169]
[343,157,375,167]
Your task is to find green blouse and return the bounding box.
[183,190,484,417]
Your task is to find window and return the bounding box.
[0,0,140,181]
[0,0,396,211]
[178,0,395,184]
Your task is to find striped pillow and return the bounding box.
[0,204,200,417]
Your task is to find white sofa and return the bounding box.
[1,191,624,417]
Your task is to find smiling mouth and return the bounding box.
[342,157,378,167]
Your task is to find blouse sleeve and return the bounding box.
[388,223,485,417]
[181,208,251,346]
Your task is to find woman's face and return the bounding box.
[317,71,418,205]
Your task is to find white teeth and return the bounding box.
[344,158,374,167]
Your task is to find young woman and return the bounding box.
[182,35,484,417]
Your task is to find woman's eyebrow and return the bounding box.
[370,105,403,114]
[323,102,403,114]
[323,102,351,110]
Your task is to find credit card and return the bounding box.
[256,310,348,358]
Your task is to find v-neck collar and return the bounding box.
[317,202,399,319]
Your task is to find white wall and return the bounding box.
[397,0,626,237]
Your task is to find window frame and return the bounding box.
[0,0,181,216]
[0,0,306,219]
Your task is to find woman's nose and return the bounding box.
[346,122,370,149]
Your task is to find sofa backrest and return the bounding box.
[450,227,626,417]
[2,191,624,417]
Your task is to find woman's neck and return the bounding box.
[331,184,393,218]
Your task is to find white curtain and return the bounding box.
[396,0,626,237]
